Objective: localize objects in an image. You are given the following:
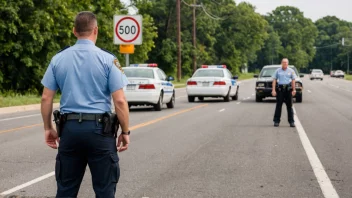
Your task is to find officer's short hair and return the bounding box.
[74,11,97,37]
[282,58,289,63]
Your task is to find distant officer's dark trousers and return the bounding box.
[273,85,294,123]
[55,120,119,198]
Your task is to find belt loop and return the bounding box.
[79,113,82,123]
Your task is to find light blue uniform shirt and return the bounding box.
[272,67,296,85]
[41,39,128,113]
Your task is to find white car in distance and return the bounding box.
[122,64,175,111]
[186,65,239,102]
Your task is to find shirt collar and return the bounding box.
[76,39,95,45]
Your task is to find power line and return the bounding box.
[181,0,193,7]
[314,43,340,49]
[200,3,224,20]
[209,0,221,5]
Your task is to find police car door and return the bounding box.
[157,69,173,103]
[226,69,236,96]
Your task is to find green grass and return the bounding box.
[238,72,255,81]
[0,94,61,108]
[174,77,189,88]
[345,75,352,81]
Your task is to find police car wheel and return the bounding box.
[224,88,231,102]
[167,92,175,108]
[154,93,163,111]
[188,96,195,102]
[232,90,239,101]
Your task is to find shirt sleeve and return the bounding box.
[272,69,278,79]
[41,62,59,91]
[108,63,129,93]
[291,70,297,80]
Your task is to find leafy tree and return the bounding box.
[265,6,318,69]
[312,16,352,73]
[0,0,157,94]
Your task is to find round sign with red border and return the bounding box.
[114,15,142,45]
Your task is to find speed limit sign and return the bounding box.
[114,15,142,45]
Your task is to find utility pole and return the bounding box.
[348,52,350,74]
[330,47,333,72]
[192,0,197,73]
[176,0,182,82]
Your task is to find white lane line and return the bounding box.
[293,107,339,198]
[176,95,186,99]
[246,97,251,99]
[252,93,255,96]
[339,88,352,92]
[0,114,41,122]
[329,84,339,88]
[219,109,225,112]
[236,102,241,105]
[0,171,55,196]
[307,90,312,93]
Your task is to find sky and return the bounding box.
[120,0,352,22]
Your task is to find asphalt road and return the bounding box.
[0,76,351,198]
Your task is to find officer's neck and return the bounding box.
[76,37,96,44]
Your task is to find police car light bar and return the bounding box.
[201,65,226,68]
[130,63,158,67]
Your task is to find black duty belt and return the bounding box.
[278,84,290,88]
[65,113,104,122]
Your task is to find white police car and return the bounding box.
[186,65,239,102]
[122,63,175,111]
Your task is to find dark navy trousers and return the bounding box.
[273,89,294,123]
[55,120,120,198]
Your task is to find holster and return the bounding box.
[53,110,65,137]
[276,85,292,92]
[102,112,119,138]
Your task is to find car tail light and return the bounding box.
[139,84,155,89]
[213,81,226,85]
[187,81,197,85]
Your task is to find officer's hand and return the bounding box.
[272,91,277,97]
[117,134,130,152]
[292,90,296,96]
[45,128,59,149]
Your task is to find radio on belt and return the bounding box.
[201,65,227,68]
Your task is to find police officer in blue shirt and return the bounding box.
[272,58,296,127]
[40,11,130,198]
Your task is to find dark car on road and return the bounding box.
[254,65,304,103]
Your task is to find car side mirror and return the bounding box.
[167,76,174,81]
[300,74,304,78]
[232,76,238,80]
[253,74,259,78]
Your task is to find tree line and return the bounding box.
[1,0,351,94]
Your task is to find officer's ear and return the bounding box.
[73,27,78,37]
[93,26,98,36]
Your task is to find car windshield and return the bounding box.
[259,67,279,77]
[123,68,154,78]
[312,70,323,74]
[193,69,224,77]
[260,67,299,78]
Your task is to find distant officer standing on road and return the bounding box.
[40,11,130,198]
[272,58,296,127]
